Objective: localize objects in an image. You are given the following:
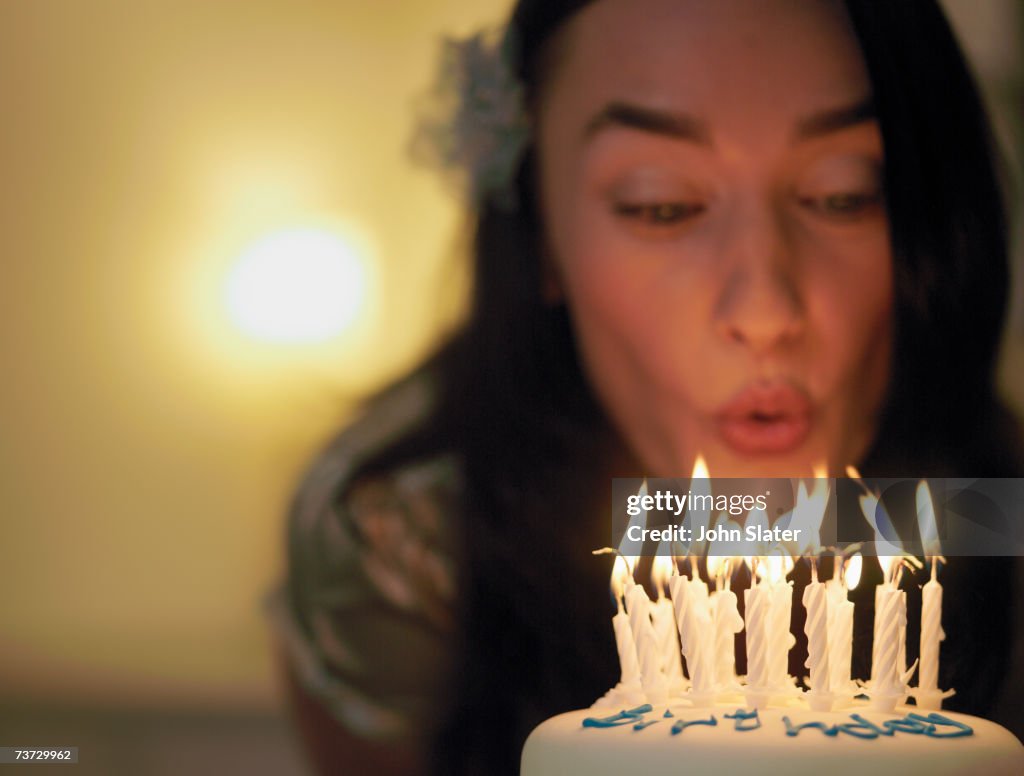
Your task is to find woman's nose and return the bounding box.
[713,201,805,355]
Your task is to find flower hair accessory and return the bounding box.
[409,25,530,211]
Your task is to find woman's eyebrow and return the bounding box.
[582,102,712,145]
[793,97,875,141]
[581,97,876,145]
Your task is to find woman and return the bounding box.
[268,1,1022,774]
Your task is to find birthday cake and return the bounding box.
[521,479,1024,775]
[521,700,1024,776]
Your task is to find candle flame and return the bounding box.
[618,479,649,573]
[693,454,710,480]
[684,455,712,552]
[813,461,829,479]
[845,553,862,590]
[651,545,674,593]
[856,489,905,560]
[611,554,630,600]
[764,553,786,585]
[791,475,830,555]
[915,480,942,558]
[748,507,769,531]
[845,465,861,479]
[706,553,725,580]
[877,554,896,583]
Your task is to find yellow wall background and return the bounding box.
[0,0,507,711]
[0,0,1020,715]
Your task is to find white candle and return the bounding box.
[683,573,715,697]
[652,596,685,690]
[612,608,641,685]
[689,593,716,696]
[711,587,743,688]
[870,555,897,688]
[871,582,885,684]
[625,581,670,704]
[868,589,901,692]
[825,575,846,690]
[919,560,944,693]
[651,554,685,692]
[898,590,908,679]
[668,572,693,665]
[802,569,831,698]
[871,586,906,709]
[609,556,641,687]
[826,555,860,698]
[769,577,795,691]
[914,483,944,709]
[829,597,853,694]
[744,578,770,689]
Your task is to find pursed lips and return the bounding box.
[715,380,813,455]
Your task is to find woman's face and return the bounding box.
[537,0,893,477]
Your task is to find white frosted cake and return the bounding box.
[521,700,1024,775]
[528,479,1024,774]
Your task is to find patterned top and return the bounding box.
[264,375,459,742]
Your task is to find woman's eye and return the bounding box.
[613,201,705,225]
[801,191,882,218]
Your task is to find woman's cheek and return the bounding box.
[802,253,893,419]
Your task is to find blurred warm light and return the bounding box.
[225,227,368,343]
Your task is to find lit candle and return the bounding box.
[802,560,832,709]
[871,556,894,684]
[828,554,860,699]
[668,567,693,676]
[651,552,686,694]
[869,554,909,712]
[743,558,771,707]
[624,568,670,705]
[708,557,743,690]
[610,555,642,691]
[871,577,885,682]
[915,481,945,710]
[766,555,796,693]
[871,584,905,710]
[855,485,912,708]
[685,567,716,701]
[919,559,944,695]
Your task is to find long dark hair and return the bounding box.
[356,1,1020,773]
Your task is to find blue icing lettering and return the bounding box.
[625,704,654,716]
[782,717,838,737]
[724,708,761,732]
[671,716,717,735]
[633,720,659,731]
[582,704,654,729]
[848,714,895,737]
[582,713,634,728]
[663,709,674,718]
[836,723,878,739]
[908,712,974,739]
[883,717,929,735]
